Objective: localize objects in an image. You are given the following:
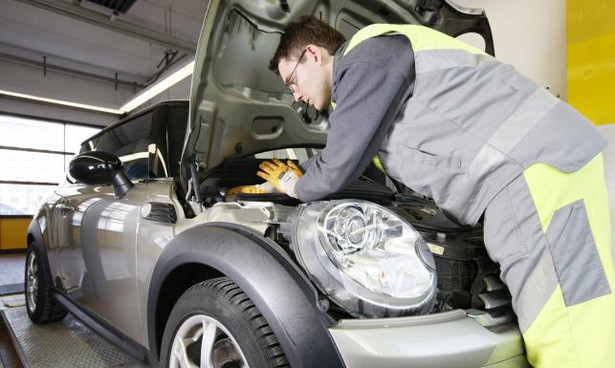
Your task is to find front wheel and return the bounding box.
[160,277,289,368]
[25,246,67,323]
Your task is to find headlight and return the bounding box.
[292,200,437,318]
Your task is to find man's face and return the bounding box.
[278,45,332,112]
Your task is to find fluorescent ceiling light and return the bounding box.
[0,59,194,115]
[0,89,123,115]
[120,60,194,113]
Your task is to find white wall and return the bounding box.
[456,0,567,100]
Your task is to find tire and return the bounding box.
[161,277,289,368]
[25,246,67,323]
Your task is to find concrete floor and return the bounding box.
[0,254,25,287]
[0,317,24,368]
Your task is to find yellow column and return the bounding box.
[0,217,30,250]
[567,0,615,125]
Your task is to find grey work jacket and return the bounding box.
[301,24,606,226]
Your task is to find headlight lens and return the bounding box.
[293,200,436,317]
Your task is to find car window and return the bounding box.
[84,112,154,181]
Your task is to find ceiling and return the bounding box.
[0,0,208,112]
[0,0,569,121]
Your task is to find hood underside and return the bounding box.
[181,0,494,187]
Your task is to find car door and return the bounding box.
[56,108,159,342]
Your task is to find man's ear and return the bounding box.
[305,44,326,65]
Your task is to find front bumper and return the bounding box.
[329,309,529,368]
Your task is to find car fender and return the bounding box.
[147,222,345,368]
[26,216,55,285]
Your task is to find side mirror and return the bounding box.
[69,151,134,198]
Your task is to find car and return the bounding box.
[25,0,529,367]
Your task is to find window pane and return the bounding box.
[0,183,55,215]
[0,114,64,151]
[0,149,66,183]
[65,125,101,154]
[89,112,152,154]
[85,112,153,181]
[118,139,151,181]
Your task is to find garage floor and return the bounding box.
[0,253,25,290]
[0,317,23,368]
[0,295,24,368]
[0,253,25,368]
[1,304,146,368]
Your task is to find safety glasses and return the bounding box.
[284,49,307,94]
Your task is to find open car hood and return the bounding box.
[181,0,494,187]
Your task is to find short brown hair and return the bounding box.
[269,16,346,73]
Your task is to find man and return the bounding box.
[250,16,615,367]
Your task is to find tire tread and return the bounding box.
[193,277,290,367]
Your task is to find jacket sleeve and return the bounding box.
[295,37,414,202]
[299,153,319,172]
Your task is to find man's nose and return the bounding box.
[293,90,303,102]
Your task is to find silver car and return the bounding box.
[25,1,528,367]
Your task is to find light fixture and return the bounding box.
[0,89,123,115]
[0,58,195,115]
[119,59,194,113]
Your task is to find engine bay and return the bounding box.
[192,155,514,322]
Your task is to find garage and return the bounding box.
[0,1,613,367]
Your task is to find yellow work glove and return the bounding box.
[287,160,304,178]
[257,159,303,198]
[226,182,274,198]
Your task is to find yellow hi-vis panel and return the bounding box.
[522,154,615,367]
[344,24,487,56]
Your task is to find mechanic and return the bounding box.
[234,16,615,367]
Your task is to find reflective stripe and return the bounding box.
[545,199,611,306]
[488,89,559,155]
[468,89,559,189]
[484,174,559,332]
[414,49,491,73]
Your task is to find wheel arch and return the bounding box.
[26,217,53,281]
[151,262,224,357]
[147,223,345,368]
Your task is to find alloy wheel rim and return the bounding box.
[169,314,249,368]
[26,251,38,313]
